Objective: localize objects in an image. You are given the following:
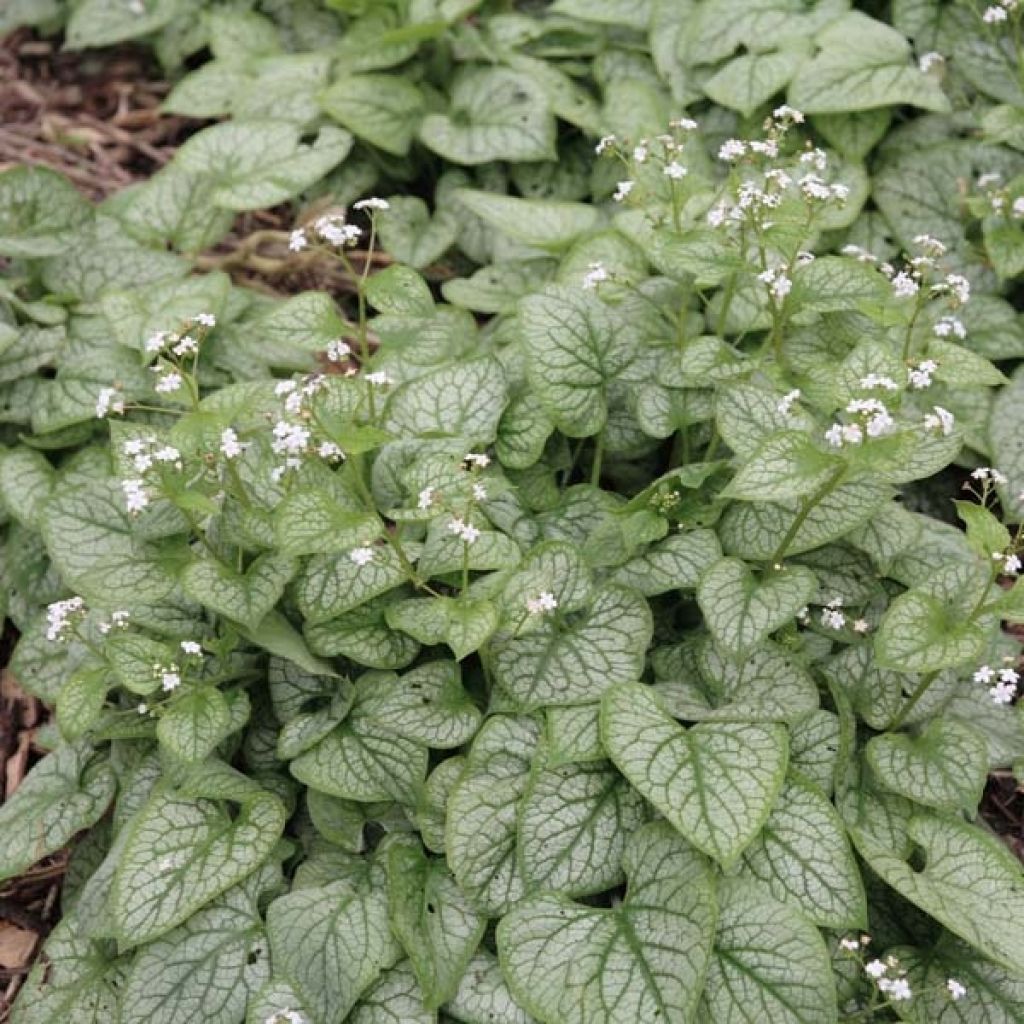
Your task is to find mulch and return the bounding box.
[0,23,1022,1024]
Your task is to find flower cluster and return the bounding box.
[290,212,362,252]
[597,118,697,206]
[526,592,558,615]
[863,956,912,1002]
[120,436,183,515]
[45,596,85,642]
[973,662,1019,705]
[982,0,1018,23]
[824,398,895,448]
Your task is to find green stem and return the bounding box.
[590,431,605,487]
[770,466,846,568]
[461,540,470,595]
[887,670,939,732]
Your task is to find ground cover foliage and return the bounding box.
[1,0,1024,1021]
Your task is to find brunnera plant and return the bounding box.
[0,2,1024,1024]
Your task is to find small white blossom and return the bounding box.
[465,453,491,468]
[947,978,967,1001]
[865,960,887,979]
[670,117,698,131]
[326,339,351,362]
[460,523,481,544]
[663,161,688,180]
[46,597,85,642]
[800,148,828,173]
[757,267,792,300]
[978,172,1003,188]
[838,938,861,952]
[315,214,362,247]
[777,389,801,416]
[364,371,393,387]
[821,598,846,631]
[317,441,344,460]
[526,592,558,615]
[265,1010,306,1024]
[842,244,877,263]
[595,134,617,155]
[145,331,169,353]
[937,273,971,306]
[1001,666,1020,684]
[582,262,609,290]
[350,546,375,567]
[353,197,389,211]
[853,619,870,634]
[990,680,1017,704]
[984,4,1009,21]
[472,482,488,502]
[160,667,181,692]
[96,387,125,419]
[974,664,996,684]
[448,517,467,535]
[1002,553,1022,574]
[153,445,182,466]
[860,374,899,391]
[155,371,183,394]
[1013,197,1024,218]
[613,180,634,202]
[138,703,148,714]
[971,466,1008,484]
[891,271,920,298]
[122,479,149,515]
[933,315,966,339]
[418,487,435,510]
[918,51,944,72]
[289,229,308,252]
[879,977,912,1001]
[272,421,310,456]
[707,202,729,228]
[180,640,202,655]
[923,406,956,436]
[220,427,244,459]
[718,139,747,161]
[172,335,199,357]
[773,104,804,123]
[907,359,939,390]
[193,313,216,328]
[750,138,779,158]
[632,143,649,164]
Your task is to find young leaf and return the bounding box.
[321,74,424,156]
[156,688,234,763]
[697,558,817,658]
[497,821,717,1024]
[181,553,298,632]
[601,684,788,867]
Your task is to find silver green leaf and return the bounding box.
[601,683,788,867]
[497,821,717,1024]
[181,553,298,632]
[698,878,838,1024]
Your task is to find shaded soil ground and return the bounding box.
[0,24,1022,1023]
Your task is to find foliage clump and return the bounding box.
[1,1,1024,1022]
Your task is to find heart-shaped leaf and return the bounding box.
[601,683,788,867]
[181,553,297,631]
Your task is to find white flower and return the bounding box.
[172,335,199,357]
[975,665,996,684]
[46,597,85,642]
[349,546,374,567]
[180,640,202,655]
[800,148,828,172]
[96,387,125,419]
[891,271,920,298]
[418,487,435,510]
[122,479,149,515]
[971,466,1008,484]
[937,273,971,306]
[526,591,558,615]
[315,214,361,247]
[821,604,846,630]
[933,315,966,339]
[913,233,947,256]
[613,180,634,202]
[220,427,244,459]
[288,229,308,252]
[990,680,1017,704]
[193,313,216,328]
[777,389,801,416]
[865,960,887,979]
[853,619,870,634]
[160,667,181,692]
[984,4,1009,21]
[750,138,779,158]
[137,703,148,714]
[923,406,955,436]
[670,117,698,131]
[757,267,792,300]
[947,978,967,1001]
[907,359,938,390]
[353,197,389,211]
[446,517,481,544]
[632,143,649,164]
[838,938,860,952]
[326,339,351,362]
[460,524,481,544]
[718,139,746,161]
[464,452,491,468]
[1013,197,1024,218]
[919,51,944,72]
[265,1010,306,1024]
[663,161,688,180]
[271,421,310,456]
[879,977,912,1001]
[582,262,609,290]
[155,371,183,394]
[318,441,343,460]
[978,172,1003,188]
[364,371,392,387]
[859,374,899,392]
[153,445,182,466]
[472,482,488,502]
[145,331,169,353]
[595,134,617,155]
[707,202,729,228]
[1001,666,1020,684]
[773,104,804,123]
